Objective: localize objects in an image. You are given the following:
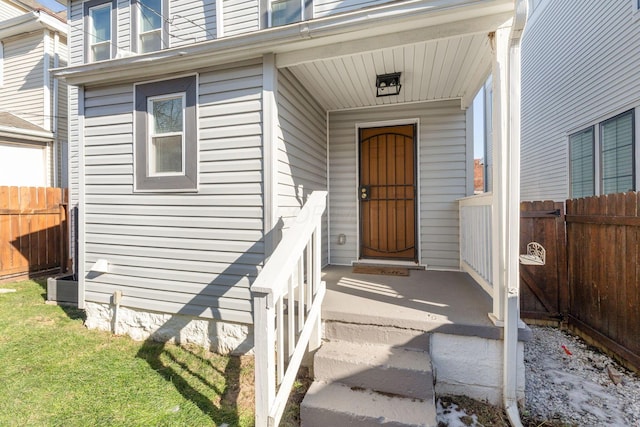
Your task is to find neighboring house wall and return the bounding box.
[276,68,328,265]
[328,100,467,269]
[0,142,48,186]
[0,0,22,20]
[521,0,640,201]
[81,59,264,329]
[0,5,68,188]
[0,32,45,128]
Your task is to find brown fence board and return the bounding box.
[0,186,68,281]
[564,192,640,372]
[519,200,566,321]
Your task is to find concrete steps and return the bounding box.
[301,321,437,427]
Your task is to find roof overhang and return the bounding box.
[0,10,68,39]
[0,126,54,143]
[55,0,514,86]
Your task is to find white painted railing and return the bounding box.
[459,192,493,296]
[251,191,327,427]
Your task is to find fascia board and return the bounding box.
[0,11,68,39]
[0,126,55,142]
[55,0,513,85]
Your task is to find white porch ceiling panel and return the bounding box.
[288,34,491,111]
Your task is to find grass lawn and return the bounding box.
[0,279,263,427]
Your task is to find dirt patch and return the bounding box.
[221,357,312,426]
[436,395,572,427]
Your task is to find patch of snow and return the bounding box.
[436,398,481,427]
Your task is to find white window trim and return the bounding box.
[633,0,640,20]
[268,0,304,27]
[568,108,637,197]
[133,74,199,193]
[89,3,112,60]
[84,0,117,63]
[134,0,169,53]
[147,92,186,177]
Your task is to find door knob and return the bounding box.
[359,185,370,201]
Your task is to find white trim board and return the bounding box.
[353,118,422,266]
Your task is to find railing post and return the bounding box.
[254,292,275,427]
[309,224,322,352]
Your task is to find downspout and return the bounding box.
[504,1,527,426]
[53,31,60,187]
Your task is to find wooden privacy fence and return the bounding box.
[521,193,640,372]
[0,186,68,282]
[566,193,640,371]
[519,201,567,322]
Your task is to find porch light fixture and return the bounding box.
[376,72,402,97]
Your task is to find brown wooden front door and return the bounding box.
[359,124,417,260]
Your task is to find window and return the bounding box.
[569,110,635,198]
[600,111,634,194]
[148,94,185,175]
[134,0,167,53]
[135,76,197,191]
[84,0,116,62]
[270,0,302,27]
[569,127,595,198]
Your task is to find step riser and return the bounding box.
[301,406,426,427]
[314,357,433,400]
[324,321,430,350]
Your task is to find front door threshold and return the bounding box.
[352,259,425,270]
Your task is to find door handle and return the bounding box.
[359,185,370,201]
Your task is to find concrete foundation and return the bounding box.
[430,333,525,405]
[84,302,253,355]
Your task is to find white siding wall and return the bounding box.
[222,0,258,36]
[0,32,44,128]
[170,0,217,46]
[81,59,263,324]
[277,68,328,265]
[313,0,391,18]
[328,100,467,269]
[521,0,640,201]
[0,0,24,20]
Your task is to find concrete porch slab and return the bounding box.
[321,265,531,341]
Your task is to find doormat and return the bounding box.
[352,265,410,276]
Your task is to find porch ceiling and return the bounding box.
[287,33,492,111]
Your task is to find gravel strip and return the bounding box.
[524,325,640,426]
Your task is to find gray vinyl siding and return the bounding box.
[313,0,391,18]
[68,0,85,268]
[521,0,640,201]
[69,0,83,66]
[117,0,130,53]
[170,0,217,46]
[222,0,258,36]
[276,68,328,265]
[0,32,45,128]
[328,100,467,270]
[82,59,263,324]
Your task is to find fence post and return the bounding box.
[254,292,275,427]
